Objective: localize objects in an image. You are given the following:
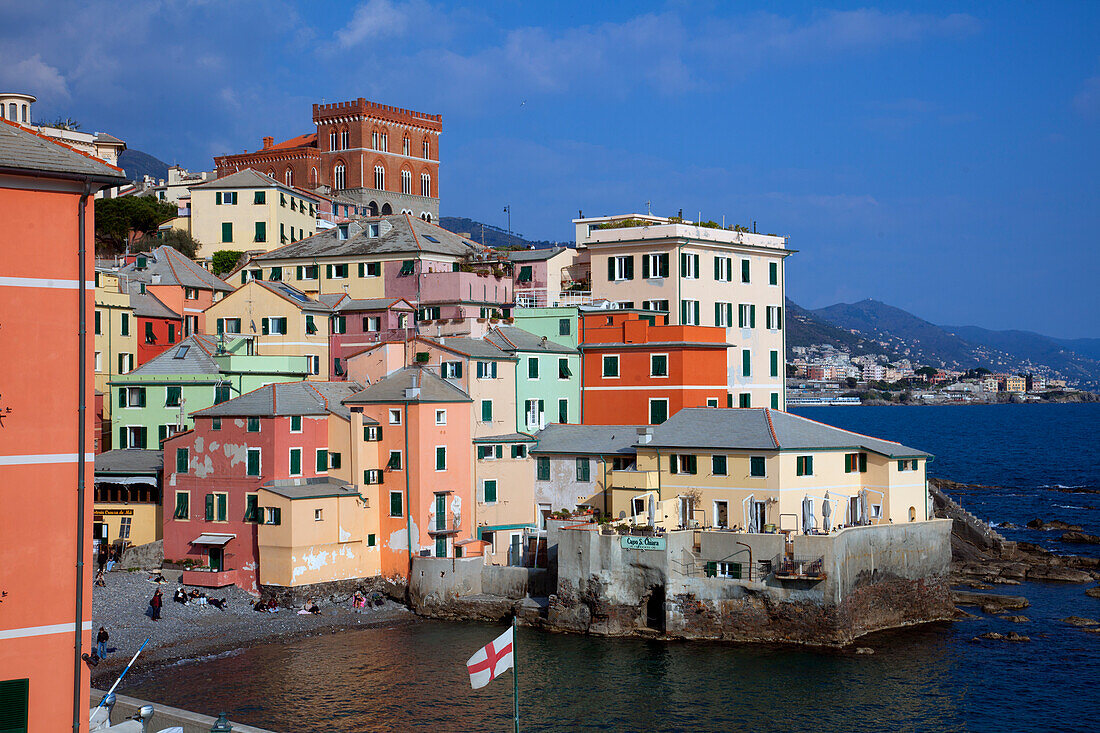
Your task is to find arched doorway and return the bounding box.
[367,201,379,216]
[380,203,393,215]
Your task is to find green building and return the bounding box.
[486,326,580,430]
[513,306,579,349]
[109,335,310,448]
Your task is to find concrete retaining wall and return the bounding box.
[90,689,275,733]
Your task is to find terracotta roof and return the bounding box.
[268,132,317,151]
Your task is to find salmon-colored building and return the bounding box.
[579,310,730,425]
[0,118,126,732]
[130,288,182,365]
[116,246,232,335]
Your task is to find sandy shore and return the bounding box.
[89,569,416,686]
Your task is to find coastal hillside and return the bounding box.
[784,299,882,356]
[438,216,565,249]
[945,326,1100,386]
[118,148,170,182]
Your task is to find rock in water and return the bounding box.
[999,615,1030,623]
[855,647,874,655]
[1086,587,1100,599]
[1026,566,1093,583]
[1027,519,1084,531]
[953,591,1030,614]
[1061,616,1100,627]
[975,631,1030,642]
[1060,531,1100,545]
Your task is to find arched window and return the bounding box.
[401,208,412,215]
[422,139,430,159]
[371,131,378,150]
[381,203,392,215]
[22,105,28,123]
[424,213,432,223]
[908,506,916,522]
[267,169,276,178]
[341,127,349,150]
[334,163,346,191]
[310,167,318,186]
[0,104,4,118]
[284,169,293,186]
[400,169,412,195]
[8,103,16,121]
[329,129,337,150]
[402,137,410,156]
[380,131,388,152]
[420,173,431,197]
[368,201,379,216]
[374,165,385,190]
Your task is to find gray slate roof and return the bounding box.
[423,336,512,360]
[473,432,537,444]
[253,214,487,261]
[190,168,314,196]
[318,294,413,312]
[261,477,361,500]
[507,246,569,262]
[0,119,128,183]
[118,246,233,292]
[255,280,331,312]
[531,424,643,456]
[644,408,931,458]
[95,449,163,475]
[123,335,221,377]
[344,366,471,404]
[127,290,180,320]
[486,326,578,355]
[194,381,361,420]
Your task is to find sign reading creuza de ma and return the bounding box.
[621,535,666,551]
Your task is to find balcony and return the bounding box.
[389,270,513,305]
[429,511,462,536]
[181,567,237,588]
[773,555,826,582]
[515,288,595,308]
[611,469,660,491]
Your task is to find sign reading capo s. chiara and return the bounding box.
[620,535,666,551]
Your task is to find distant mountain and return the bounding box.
[438,217,564,250]
[1054,337,1100,362]
[118,149,169,182]
[785,299,881,355]
[944,325,1100,386]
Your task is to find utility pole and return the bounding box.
[503,205,511,234]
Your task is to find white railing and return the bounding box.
[515,288,594,308]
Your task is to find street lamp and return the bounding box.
[503,205,511,234]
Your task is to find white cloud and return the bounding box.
[335,0,420,48]
[0,54,70,101]
[1072,77,1100,120]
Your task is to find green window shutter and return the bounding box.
[167,386,181,407]
[624,256,634,280]
[712,455,727,475]
[247,417,259,432]
[137,387,146,407]
[326,264,333,279]
[245,494,258,522]
[714,256,720,280]
[390,492,403,516]
[255,221,266,242]
[776,307,782,329]
[558,398,568,423]
[739,393,751,408]
[367,533,376,546]
[750,305,756,328]
[291,415,302,431]
[807,457,813,475]
[158,424,167,443]
[174,492,188,519]
[117,389,125,408]
[845,454,853,473]
[316,449,328,472]
[290,449,301,475]
[769,261,778,285]
[694,300,700,325]
[537,457,550,481]
[680,300,688,323]
[750,456,765,477]
[741,259,750,283]
[860,453,868,472]
[670,455,678,474]
[121,313,130,336]
[330,452,341,469]
[484,480,497,503]
[660,254,669,278]
[216,192,222,205]
[247,449,260,476]
[358,262,365,277]
[693,254,700,276]
[119,426,126,448]
[714,302,721,325]
[222,222,233,242]
[176,448,188,474]
[528,358,538,379]
[481,400,492,422]
[205,493,215,520]
[518,265,533,282]
[770,350,779,378]
[576,458,590,482]
[742,349,751,377]
[272,507,282,525]
[680,252,688,274]
[650,399,667,424]
[0,678,29,733]
[495,445,503,459]
[641,256,650,279]
[217,494,227,521]
[607,256,616,282]
[771,392,779,409]
[436,447,446,471]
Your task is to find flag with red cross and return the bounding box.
[466,626,515,689]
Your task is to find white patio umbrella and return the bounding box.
[647,494,656,526]
[822,492,832,532]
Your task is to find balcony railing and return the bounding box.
[430,512,461,535]
[773,555,826,581]
[515,288,594,308]
[611,469,659,491]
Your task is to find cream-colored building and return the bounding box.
[203,279,331,379]
[1003,375,1026,394]
[473,433,539,565]
[94,271,137,417]
[613,408,930,533]
[574,214,790,410]
[190,169,320,260]
[0,92,126,171]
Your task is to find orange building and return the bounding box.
[0,119,126,731]
[579,310,730,425]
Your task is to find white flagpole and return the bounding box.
[91,637,149,717]
[512,615,519,733]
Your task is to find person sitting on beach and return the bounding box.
[298,599,320,615]
[352,590,366,609]
[252,599,267,612]
[208,597,227,610]
[266,598,280,613]
[94,569,106,587]
[173,587,188,605]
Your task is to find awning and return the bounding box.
[455,538,489,547]
[190,533,235,546]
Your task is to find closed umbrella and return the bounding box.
[745,494,757,533]
[822,492,832,532]
[647,494,656,526]
[801,496,811,534]
[859,490,870,526]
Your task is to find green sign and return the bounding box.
[620,535,666,551]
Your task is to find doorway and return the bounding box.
[714,501,728,528]
[208,547,223,572]
[850,496,861,525]
[645,585,666,632]
[753,501,767,532]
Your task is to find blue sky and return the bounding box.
[2,1,1098,337]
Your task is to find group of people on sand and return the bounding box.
[172,586,227,609]
[352,589,385,610]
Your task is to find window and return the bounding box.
[374,165,385,190]
[712,455,727,476]
[120,312,130,336]
[418,306,440,321]
[715,302,733,327]
[423,139,430,158]
[714,256,732,282]
[558,398,568,423]
[557,358,572,380]
[670,454,697,475]
[253,190,266,205]
[331,315,346,334]
[211,417,221,431]
[557,318,572,336]
[642,253,670,278]
[121,386,146,408]
[341,128,349,149]
[481,400,493,423]
[477,444,503,460]
[742,349,752,377]
[770,350,780,378]
[738,304,757,329]
[399,260,416,275]
[362,316,381,332]
[313,507,324,522]
[528,357,539,379]
[330,130,338,150]
[367,533,376,546]
[706,398,720,408]
[435,409,447,425]
[524,399,545,429]
[650,354,668,377]
[334,164,346,190]
[95,351,102,371]
[144,321,156,344]
[94,309,101,334]
[205,492,228,522]
[262,317,288,335]
[771,392,780,409]
[576,458,591,482]
[287,448,302,476]
[174,491,189,519]
[898,459,919,471]
[363,469,384,484]
[245,494,259,522]
[475,361,497,379]
[119,425,146,449]
[364,424,383,441]
[176,448,189,474]
[649,398,669,425]
[442,361,463,379]
[681,299,700,325]
[401,169,412,195]
[118,353,134,374]
[845,452,868,473]
[421,173,431,197]
[247,417,260,432]
[739,393,751,408]
[536,456,551,481]
[289,415,302,432]
[766,306,783,330]
[750,456,766,477]
[387,450,403,470]
[221,222,233,243]
[214,384,231,404]
[314,449,328,473]
[643,299,670,313]
[247,448,261,476]
[483,480,498,503]
[359,262,381,278]
[680,252,700,279]
[389,491,404,517]
[372,131,379,149]
[162,385,181,408]
[602,355,619,378]
[796,456,814,476]
[217,318,241,335]
[307,355,319,375]
[769,261,779,286]
[741,259,751,283]
[265,507,282,525]
[608,255,634,281]
[511,444,528,459]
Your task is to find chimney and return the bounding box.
[262,136,274,149]
[636,427,654,444]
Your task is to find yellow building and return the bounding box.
[473,433,538,565]
[93,448,163,551]
[1003,375,1026,394]
[190,169,320,260]
[613,407,930,533]
[94,270,137,418]
[203,279,331,379]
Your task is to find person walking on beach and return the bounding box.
[148,589,163,621]
[96,627,109,657]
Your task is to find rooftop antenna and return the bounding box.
[645,200,651,215]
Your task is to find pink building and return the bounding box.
[162,381,356,592]
[322,295,415,378]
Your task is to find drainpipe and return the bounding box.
[578,316,585,422]
[74,180,93,733]
[780,247,787,409]
[404,400,412,576]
